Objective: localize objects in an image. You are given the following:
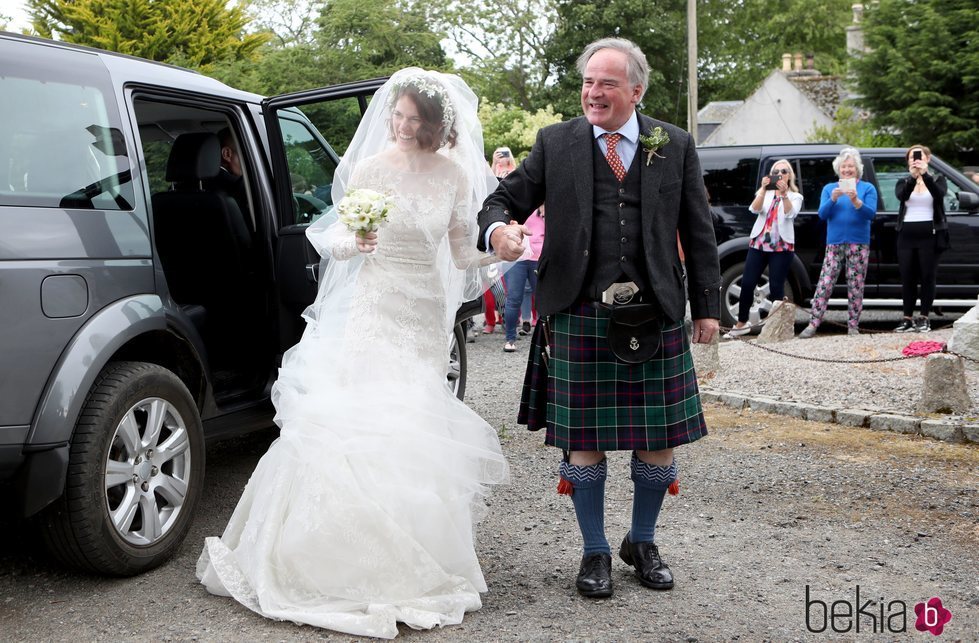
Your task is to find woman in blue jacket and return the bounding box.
[799,148,878,338]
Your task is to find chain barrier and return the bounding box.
[716,299,971,364]
[817,317,956,334]
[724,333,979,366]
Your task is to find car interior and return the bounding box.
[133,98,274,401]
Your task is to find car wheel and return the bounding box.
[40,361,204,576]
[447,324,468,400]
[720,261,775,329]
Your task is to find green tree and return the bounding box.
[245,0,322,47]
[433,0,556,110]
[543,0,853,124]
[478,102,563,160]
[698,0,852,105]
[217,0,452,154]
[806,105,900,147]
[28,0,269,68]
[314,0,450,83]
[544,0,687,123]
[851,0,979,163]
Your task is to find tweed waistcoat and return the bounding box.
[581,140,649,299]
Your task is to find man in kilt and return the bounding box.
[478,37,721,598]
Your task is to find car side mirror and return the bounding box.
[958,191,979,212]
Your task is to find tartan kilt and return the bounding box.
[519,301,707,452]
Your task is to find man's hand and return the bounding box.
[691,318,719,344]
[490,223,532,261]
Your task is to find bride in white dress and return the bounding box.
[197,69,509,639]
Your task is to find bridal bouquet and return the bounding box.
[336,188,394,236]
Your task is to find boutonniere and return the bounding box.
[639,126,670,166]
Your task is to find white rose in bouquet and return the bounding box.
[336,188,394,236]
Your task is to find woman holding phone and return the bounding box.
[893,144,948,333]
[798,147,878,338]
[724,159,803,338]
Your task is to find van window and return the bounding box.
[873,157,963,214]
[701,152,759,206]
[0,41,133,210]
[278,115,339,225]
[796,157,838,211]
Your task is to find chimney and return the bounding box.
[793,53,803,71]
[782,53,792,72]
[806,53,815,70]
[847,4,866,54]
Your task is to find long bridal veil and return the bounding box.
[197,69,509,638]
[306,67,504,352]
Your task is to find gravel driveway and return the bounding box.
[2,323,977,641]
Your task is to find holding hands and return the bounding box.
[490,222,532,261]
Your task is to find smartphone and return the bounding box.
[499,150,510,158]
[912,150,923,161]
[765,174,781,189]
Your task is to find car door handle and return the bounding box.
[305,263,319,283]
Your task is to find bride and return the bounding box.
[197,69,509,638]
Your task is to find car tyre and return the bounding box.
[40,361,204,576]
[721,261,777,329]
[448,324,468,401]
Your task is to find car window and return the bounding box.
[795,157,837,211]
[870,158,905,212]
[0,41,134,210]
[278,116,338,225]
[701,153,759,206]
[873,157,963,213]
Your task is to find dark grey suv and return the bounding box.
[0,33,477,575]
[699,144,979,327]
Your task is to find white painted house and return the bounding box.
[698,53,845,146]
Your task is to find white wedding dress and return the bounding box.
[197,152,508,639]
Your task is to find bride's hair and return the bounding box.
[388,84,458,151]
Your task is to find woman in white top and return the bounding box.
[725,159,804,337]
[893,144,949,333]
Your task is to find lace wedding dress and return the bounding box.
[196,152,508,639]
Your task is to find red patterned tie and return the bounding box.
[604,132,626,182]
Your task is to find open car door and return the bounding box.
[262,79,386,352]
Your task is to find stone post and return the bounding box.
[692,332,720,377]
[918,353,972,414]
[756,300,797,344]
[948,294,979,370]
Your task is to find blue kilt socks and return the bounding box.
[630,453,677,543]
[559,459,609,555]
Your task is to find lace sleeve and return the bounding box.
[448,170,498,269]
[306,164,366,261]
[318,222,359,261]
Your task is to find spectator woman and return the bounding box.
[798,148,878,338]
[503,206,545,351]
[893,145,948,333]
[724,159,803,338]
[481,147,517,333]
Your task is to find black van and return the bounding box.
[699,144,979,327]
[0,33,478,575]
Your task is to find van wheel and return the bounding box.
[720,262,774,329]
[40,361,204,576]
[448,324,468,401]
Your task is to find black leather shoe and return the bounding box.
[575,552,613,598]
[619,534,674,590]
